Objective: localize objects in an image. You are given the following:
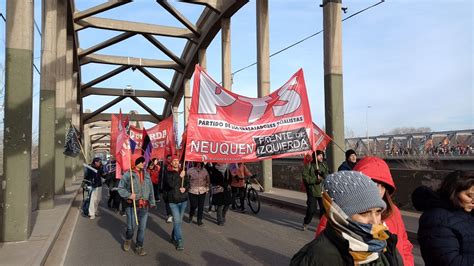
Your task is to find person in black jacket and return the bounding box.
[164,155,189,251]
[84,157,106,219]
[291,171,402,266]
[337,149,357,171]
[412,170,474,266]
[206,163,232,226]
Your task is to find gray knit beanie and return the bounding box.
[322,171,386,217]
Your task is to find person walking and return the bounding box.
[291,171,402,265]
[301,151,328,231]
[147,158,161,203]
[161,155,173,223]
[187,162,210,225]
[337,149,357,171]
[117,156,156,256]
[207,163,232,226]
[412,170,474,266]
[164,155,189,251]
[85,157,106,220]
[230,162,252,213]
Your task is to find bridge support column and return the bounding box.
[0,0,34,242]
[221,17,232,91]
[55,0,67,194]
[323,0,345,172]
[64,14,75,187]
[38,0,58,210]
[198,49,207,70]
[183,79,191,125]
[257,0,272,192]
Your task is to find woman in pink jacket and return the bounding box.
[316,156,414,266]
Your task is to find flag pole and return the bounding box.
[129,162,139,226]
[71,121,89,163]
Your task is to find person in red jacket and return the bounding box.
[315,156,414,266]
[147,158,161,203]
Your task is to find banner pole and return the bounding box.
[71,122,89,163]
[129,145,139,225]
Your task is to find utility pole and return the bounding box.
[257,0,272,192]
[323,0,345,172]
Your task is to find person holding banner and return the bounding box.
[164,155,189,251]
[302,151,328,231]
[118,156,156,256]
[207,163,232,226]
[85,157,106,220]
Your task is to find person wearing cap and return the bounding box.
[337,149,357,171]
[85,157,106,220]
[316,156,414,265]
[117,156,156,256]
[164,155,189,251]
[291,171,402,265]
[301,150,329,231]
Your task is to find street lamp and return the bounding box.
[366,106,372,155]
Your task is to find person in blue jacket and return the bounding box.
[412,170,474,266]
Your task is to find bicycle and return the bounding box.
[234,174,264,214]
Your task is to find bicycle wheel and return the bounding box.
[247,188,261,214]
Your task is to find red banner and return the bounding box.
[128,116,176,160]
[185,65,314,162]
[312,123,332,151]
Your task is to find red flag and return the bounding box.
[115,127,131,179]
[185,65,314,162]
[312,123,332,151]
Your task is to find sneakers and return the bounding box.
[123,239,131,252]
[166,216,173,223]
[135,246,147,256]
[302,224,307,231]
[89,215,96,220]
[176,240,184,251]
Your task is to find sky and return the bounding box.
[0,0,472,141]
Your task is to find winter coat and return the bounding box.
[412,186,474,266]
[164,169,189,204]
[117,169,155,207]
[337,160,355,171]
[148,167,160,185]
[302,163,326,198]
[291,225,402,266]
[315,205,414,266]
[187,166,210,195]
[85,165,105,188]
[206,164,232,206]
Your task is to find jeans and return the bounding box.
[169,201,188,241]
[189,193,206,221]
[125,206,149,247]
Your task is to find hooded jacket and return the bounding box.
[316,156,414,266]
[412,186,474,266]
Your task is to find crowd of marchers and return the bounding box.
[83,149,473,265]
